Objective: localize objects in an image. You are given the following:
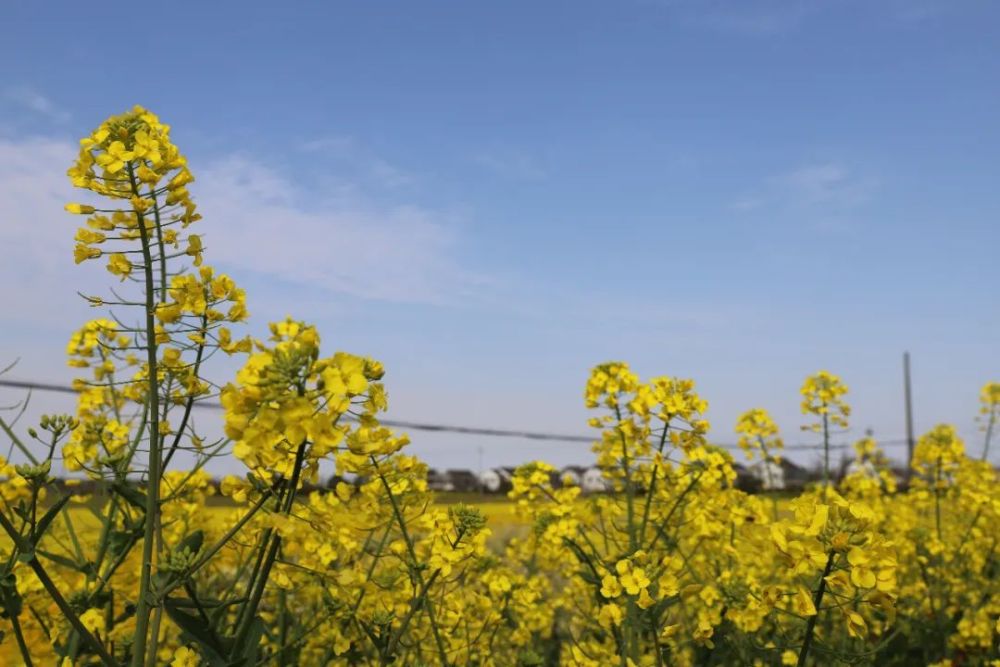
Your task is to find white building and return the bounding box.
[749,460,785,491]
[560,466,584,487]
[477,467,515,493]
[478,468,502,493]
[581,467,609,493]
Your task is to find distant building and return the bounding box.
[748,460,786,491]
[478,469,501,492]
[426,468,454,492]
[581,467,609,493]
[447,469,480,493]
[781,459,812,490]
[478,467,515,493]
[559,465,586,488]
[329,472,366,488]
[843,460,876,480]
[841,460,902,490]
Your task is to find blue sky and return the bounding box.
[1,0,998,472]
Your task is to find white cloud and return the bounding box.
[0,134,492,472]
[0,135,486,352]
[732,161,877,215]
[3,87,70,123]
[782,163,850,201]
[298,135,356,154]
[779,163,875,207]
[367,158,414,188]
[474,150,546,180]
[298,136,415,188]
[730,196,766,212]
[698,4,812,35]
[199,154,481,303]
[0,137,99,327]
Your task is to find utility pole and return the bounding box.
[903,352,915,476]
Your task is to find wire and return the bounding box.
[0,378,911,452]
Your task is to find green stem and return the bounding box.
[0,416,40,465]
[277,588,289,666]
[0,489,117,666]
[821,411,830,499]
[613,405,637,551]
[982,411,995,461]
[349,522,393,616]
[161,313,208,471]
[128,163,163,667]
[231,526,272,635]
[1,521,118,665]
[638,423,670,545]
[384,568,443,660]
[162,490,272,598]
[610,404,641,664]
[3,591,35,667]
[934,456,943,541]
[796,552,835,667]
[231,532,281,655]
[645,472,703,554]
[229,443,308,659]
[372,456,450,667]
[147,182,168,302]
[145,605,165,666]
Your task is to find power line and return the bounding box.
[0,378,910,452]
[0,378,594,443]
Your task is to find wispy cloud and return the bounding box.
[0,135,488,353]
[729,196,766,212]
[779,163,876,207]
[474,149,547,181]
[3,87,70,123]
[298,135,356,155]
[0,137,102,337]
[297,135,415,188]
[732,161,877,214]
[367,157,414,188]
[199,154,481,303]
[695,3,813,35]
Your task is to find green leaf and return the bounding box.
[177,529,205,556]
[111,480,147,511]
[108,528,139,556]
[0,587,22,617]
[165,603,232,665]
[165,596,245,610]
[239,616,265,666]
[35,549,85,573]
[12,503,30,522]
[33,495,71,543]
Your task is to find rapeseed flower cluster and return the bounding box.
[0,107,997,667]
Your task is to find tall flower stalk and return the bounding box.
[801,371,850,497]
[978,382,999,461]
[64,107,249,663]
